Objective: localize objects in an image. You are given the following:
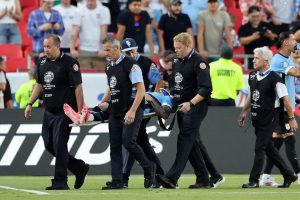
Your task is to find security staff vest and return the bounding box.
[105,57,135,117]
[172,53,209,104]
[248,71,281,127]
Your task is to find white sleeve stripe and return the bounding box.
[285,66,294,74]
[276,82,288,98]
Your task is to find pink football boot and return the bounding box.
[63,103,81,124]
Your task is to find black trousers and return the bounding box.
[210,98,235,106]
[42,111,86,185]
[122,117,164,180]
[190,136,221,182]
[109,107,152,182]
[249,124,295,183]
[166,103,210,184]
[264,135,300,174]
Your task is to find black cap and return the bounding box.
[121,38,138,52]
[170,0,182,5]
[208,0,218,3]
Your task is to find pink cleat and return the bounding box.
[63,103,81,124]
[80,104,91,124]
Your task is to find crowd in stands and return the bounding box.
[2,0,300,108]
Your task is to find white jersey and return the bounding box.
[73,4,111,51]
[53,4,78,48]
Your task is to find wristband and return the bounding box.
[26,103,33,107]
[289,116,295,121]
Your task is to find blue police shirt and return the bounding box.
[271,53,296,110]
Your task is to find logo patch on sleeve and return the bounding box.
[131,64,138,71]
[73,63,79,71]
[199,63,207,69]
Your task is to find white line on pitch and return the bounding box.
[0,185,48,195]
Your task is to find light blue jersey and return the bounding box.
[271,53,296,110]
[144,92,173,115]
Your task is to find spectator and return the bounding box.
[141,0,160,52]
[209,45,245,106]
[15,68,40,109]
[116,0,155,54]
[27,0,65,64]
[239,0,274,24]
[71,0,111,69]
[270,0,295,35]
[158,0,193,53]
[0,56,12,109]
[197,0,232,62]
[102,0,121,34]
[0,0,21,45]
[53,0,77,53]
[238,5,276,69]
[182,0,209,49]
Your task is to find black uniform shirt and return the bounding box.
[37,53,82,113]
[105,56,137,117]
[248,70,286,127]
[170,49,212,105]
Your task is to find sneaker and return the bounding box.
[259,175,278,186]
[74,164,89,189]
[144,162,157,188]
[80,104,91,124]
[63,103,81,124]
[297,172,300,184]
[242,182,259,188]
[211,176,225,188]
[156,174,176,189]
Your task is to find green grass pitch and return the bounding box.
[0,174,299,200]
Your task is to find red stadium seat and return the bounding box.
[22,6,38,22]
[20,0,39,10]
[5,58,30,72]
[0,44,23,59]
[270,45,279,54]
[18,19,33,50]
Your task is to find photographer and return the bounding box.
[238,5,276,69]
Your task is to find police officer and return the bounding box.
[156,32,213,188]
[24,34,89,190]
[120,38,164,187]
[238,46,298,188]
[99,36,156,190]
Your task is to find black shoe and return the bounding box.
[105,181,128,188]
[277,175,298,188]
[151,179,161,188]
[45,184,70,190]
[210,176,225,188]
[144,162,157,188]
[102,181,127,190]
[189,182,211,189]
[242,182,259,188]
[156,174,176,189]
[74,164,89,189]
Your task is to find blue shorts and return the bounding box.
[0,23,21,45]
